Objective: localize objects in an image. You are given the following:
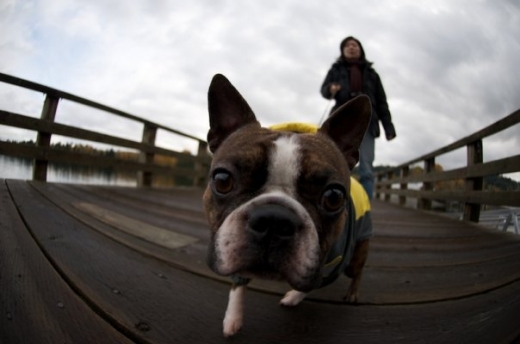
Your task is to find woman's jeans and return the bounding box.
[358,133,375,199]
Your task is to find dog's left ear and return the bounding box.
[318,95,371,170]
[207,74,259,153]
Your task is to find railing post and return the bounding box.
[463,140,483,222]
[137,123,157,187]
[384,170,393,202]
[194,141,209,187]
[419,158,435,210]
[399,166,409,206]
[375,174,383,200]
[33,94,60,181]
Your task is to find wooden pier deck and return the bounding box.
[2,179,520,344]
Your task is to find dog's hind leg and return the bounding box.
[343,239,369,303]
[223,284,246,337]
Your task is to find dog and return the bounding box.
[203,74,373,337]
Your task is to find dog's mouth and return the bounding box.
[231,262,323,292]
[207,234,324,289]
[209,238,324,292]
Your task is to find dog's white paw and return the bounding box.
[223,313,243,337]
[279,290,307,307]
[222,285,245,337]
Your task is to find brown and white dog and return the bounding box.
[203,74,372,337]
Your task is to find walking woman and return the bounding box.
[321,36,397,199]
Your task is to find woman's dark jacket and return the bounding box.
[320,61,396,139]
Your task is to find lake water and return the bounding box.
[0,155,137,186]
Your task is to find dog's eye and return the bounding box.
[213,170,234,194]
[321,186,346,212]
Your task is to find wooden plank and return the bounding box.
[367,239,520,267]
[371,200,488,232]
[30,180,213,281]
[104,184,205,212]
[0,180,132,344]
[377,188,520,207]
[30,181,209,270]
[5,180,520,343]
[73,202,199,249]
[49,183,208,237]
[377,154,520,185]
[370,232,520,252]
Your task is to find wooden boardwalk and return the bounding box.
[1,179,520,344]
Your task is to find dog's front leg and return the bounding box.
[223,284,246,337]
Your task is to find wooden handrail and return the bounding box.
[374,109,520,222]
[0,73,210,187]
[0,72,204,143]
[389,109,520,170]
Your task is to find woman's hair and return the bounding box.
[338,36,370,63]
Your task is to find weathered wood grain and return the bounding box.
[0,180,133,344]
[4,180,520,343]
[26,181,520,305]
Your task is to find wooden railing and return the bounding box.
[374,109,520,222]
[0,73,210,187]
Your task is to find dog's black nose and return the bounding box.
[247,204,301,241]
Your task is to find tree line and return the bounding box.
[4,140,519,191]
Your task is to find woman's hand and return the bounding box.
[329,83,341,96]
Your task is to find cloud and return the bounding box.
[1,0,519,172]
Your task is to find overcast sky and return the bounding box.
[1,0,519,179]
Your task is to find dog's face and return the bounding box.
[203,74,370,292]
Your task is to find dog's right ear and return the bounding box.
[207,74,259,153]
[318,95,371,170]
